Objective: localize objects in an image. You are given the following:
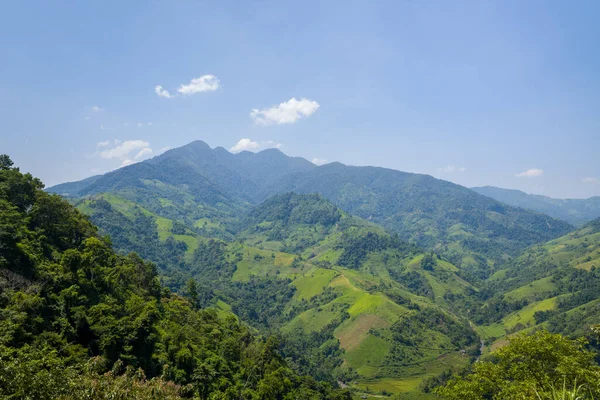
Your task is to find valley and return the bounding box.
[43,141,600,398]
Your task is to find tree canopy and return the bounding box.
[0,155,351,399]
[436,330,600,399]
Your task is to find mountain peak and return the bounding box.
[187,139,212,149]
[257,147,284,155]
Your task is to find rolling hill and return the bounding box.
[475,218,600,345]
[14,142,600,398]
[0,157,350,399]
[221,194,482,395]
[49,140,574,278]
[266,163,573,276]
[75,190,483,396]
[472,185,600,227]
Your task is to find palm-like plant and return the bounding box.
[534,378,593,400]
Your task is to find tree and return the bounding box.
[0,154,13,170]
[186,278,199,308]
[436,330,600,399]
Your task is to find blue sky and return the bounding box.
[1,0,598,198]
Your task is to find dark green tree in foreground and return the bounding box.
[0,155,351,399]
[436,330,600,400]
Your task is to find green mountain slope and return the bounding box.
[77,191,481,395]
[472,185,600,227]
[222,194,481,394]
[475,218,600,343]
[48,140,574,278]
[17,143,600,398]
[0,157,349,399]
[267,163,573,276]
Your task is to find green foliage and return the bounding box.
[336,231,417,269]
[0,156,350,399]
[246,192,342,228]
[49,141,573,279]
[35,143,600,397]
[479,221,600,338]
[274,163,573,276]
[421,253,437,271]
[436,331,600,400]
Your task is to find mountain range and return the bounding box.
[49,140,574,278]
[43,140,600,397]
[472,186,600,227]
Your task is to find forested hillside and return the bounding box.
[48,140,573,278]
[42,141,600,398]
[5,151,600,399]
[473,218,600,344]
[268,163,573,276]
[0,156,350,399]
[473,186,600,227]
[71,189,486,395]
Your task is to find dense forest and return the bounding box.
[0,156,351,399]
[4,147,600,399]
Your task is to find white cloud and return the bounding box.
[155,75,220,98]
[155,85,173,99]
[177,75,220,95]
[158,146,171,154]
[312,158,328,166]
[230,138,260,153]
[229,138,282,153]
[134,147,153,160]
[582,177,600,185]
[250,97,320,125]
[438,165,466,173]
[99,140,153,167]
[96,140,112,148]
[515,168,544,178]
[91,105,104,112]
[84,116,91,120]
[147,122,152,126]
[100,140,149,160]
[137,122,143,128]
[264,140,283,149]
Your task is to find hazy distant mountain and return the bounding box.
[47,174,102,197]
[472,186,600,227]
[48,140,573,277]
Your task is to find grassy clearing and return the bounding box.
[353,352,468,396]
[193,217,223,230]
[503,276,556,302]
[99,193,139,218]
[502,296,559,329]
[173,234,199,261]
[156,217,174,241]
[231,246,309,282]
[345,334,391,377]
[292,269,337,300]
[76,201,96,216]
[488,268,508,281]
[349,293,409,324]
[285,305,344,333]
[474,323,506,341]
[335,314,390,351]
